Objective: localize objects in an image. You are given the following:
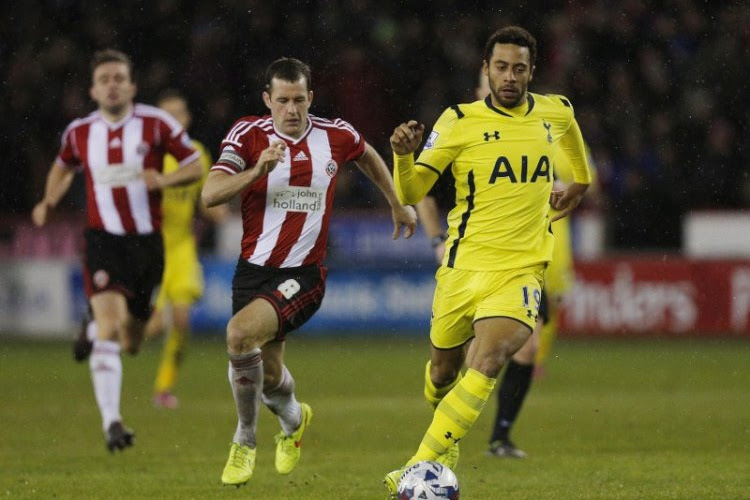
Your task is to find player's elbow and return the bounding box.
[201,187,220,208]
[187,168,202,183]
[182,161,203,183]
[398,193,418,206]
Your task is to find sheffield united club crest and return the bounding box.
[325,159,338,178]
[93,269,110,290]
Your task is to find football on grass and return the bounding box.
[397,460,460,500]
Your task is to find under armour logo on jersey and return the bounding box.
[483,131,500,141]
[293,150,309,162]
[543,120,552,143]
[108,137,122,149]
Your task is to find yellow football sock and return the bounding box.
[424,361,463,409]
[535,312,559,366]
[154,326,187,393]
[408,368,496,465]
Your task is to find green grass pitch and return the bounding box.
[1,334,749,499]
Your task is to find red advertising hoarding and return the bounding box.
[559,258,750,336]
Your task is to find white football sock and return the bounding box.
[86,320,98,342]
[262,365,301,435]
[228,349,263,447]
[89,340,122,431]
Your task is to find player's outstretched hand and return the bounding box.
[391,204,417,240]
[390,120,425,155]
[31,201,50,227]
[253,140,286,177]
[550,182,588,222]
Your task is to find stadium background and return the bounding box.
[1,0,749,338]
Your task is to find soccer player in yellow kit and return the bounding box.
[384,26,592,495]
[418,114,599,459]
[145,90,228,409]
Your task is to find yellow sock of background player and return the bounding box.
[408,368,495,465]
[535,310,558,367]
[423,360,463,409]
[154,326,187,395]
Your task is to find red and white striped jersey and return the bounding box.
[213,114,366,267]
[56,104,199,235]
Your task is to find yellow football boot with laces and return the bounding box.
[221,442,256,487]
[383,467,405,498]
[274,402,313,474]
[436,442,459,469]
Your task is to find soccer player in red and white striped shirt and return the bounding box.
[202,57,417,486]
[31,49,202,452]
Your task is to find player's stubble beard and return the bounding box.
[491,85,526,109]
[102,101,131,119]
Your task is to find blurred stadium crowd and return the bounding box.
[2,0,748,250]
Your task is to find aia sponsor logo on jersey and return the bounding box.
[93,269,110,290]
[325,159,338,178]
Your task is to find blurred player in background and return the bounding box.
[385,26,592,495]
[144,90,229,409]
[31,49,202,452]
[201,57,416,487]
[71,90,229,408]
[533,143,598,378]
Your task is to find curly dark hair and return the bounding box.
[483,26,537,67]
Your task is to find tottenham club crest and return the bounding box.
[543,120,553,143]
[325,159,338,178]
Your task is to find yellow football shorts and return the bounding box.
[430,264,545,349]
[154,239,204,309]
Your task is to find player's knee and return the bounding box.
[98,318,130,344]
[263,370,281,390]
[512,339,537,364]
[430,363,461,388]
[122,340,140,356]
[226,317,261,353]
[172,308,191,332]
[121,328,144,355]
[512,349,534,364]
[472,345,516,378]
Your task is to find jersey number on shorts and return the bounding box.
[522,286,541,310]
[522,286,541,320]
[277,279,301,300]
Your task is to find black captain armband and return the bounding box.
[430,234,449,248]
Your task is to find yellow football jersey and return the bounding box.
[161,140,212,246]
[396,93,591,271]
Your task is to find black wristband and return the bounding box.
[430,234,448,248]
